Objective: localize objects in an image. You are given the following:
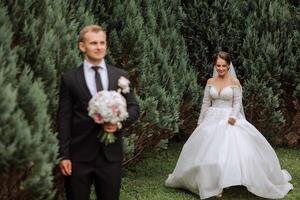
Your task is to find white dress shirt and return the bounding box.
[83,59,109,96]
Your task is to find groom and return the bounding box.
[57,25,140,200]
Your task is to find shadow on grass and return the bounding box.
[165,185,269,200]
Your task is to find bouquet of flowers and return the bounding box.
[88,76,130,145]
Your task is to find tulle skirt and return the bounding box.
[165,107,293,199]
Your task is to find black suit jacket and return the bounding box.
[57,64,139,162]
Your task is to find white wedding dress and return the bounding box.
[165,84,293,199]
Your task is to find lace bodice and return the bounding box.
[197,84,242,125]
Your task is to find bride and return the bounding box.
[165,51,293,199]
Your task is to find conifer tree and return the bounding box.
[182,0,247,83]
[2,0,93,116]
[182,0,300,141]
[0,3,58,199]
[240,0,299,138]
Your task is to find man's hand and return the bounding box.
[103,122,118,133]
[228,117,236,125]
[60,159,72,176]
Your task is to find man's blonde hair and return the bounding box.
[79,25,106,42]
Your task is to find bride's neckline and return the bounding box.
[207,84,239,95]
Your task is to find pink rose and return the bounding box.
[94,114,104,124]
[112,105,119,113]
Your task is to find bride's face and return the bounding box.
[215,57,229,77]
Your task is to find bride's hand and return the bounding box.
[228,117,236,125]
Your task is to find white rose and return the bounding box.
[118,76,130,94]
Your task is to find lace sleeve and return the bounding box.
[230,86,242,119]
[197,85,211,125]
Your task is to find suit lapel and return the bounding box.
[76,65,93,100]
[107,64,118,91]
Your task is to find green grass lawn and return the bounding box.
[120,142,299,200]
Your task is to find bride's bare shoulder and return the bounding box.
[207,78,214,85]
[231,77,241,87]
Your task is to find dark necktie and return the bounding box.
[91,66,103,92]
